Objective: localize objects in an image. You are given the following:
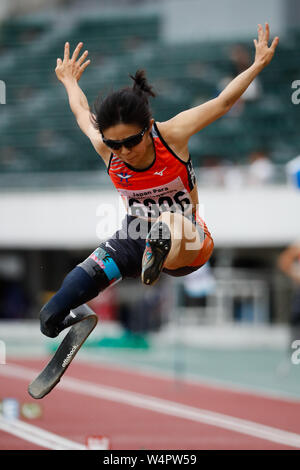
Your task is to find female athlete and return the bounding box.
[40,23,278,337]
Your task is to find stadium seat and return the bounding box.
[0,13,299,173]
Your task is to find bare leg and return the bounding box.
[158,212,203,270]
[141,211,204,285]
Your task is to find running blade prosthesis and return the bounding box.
[141,221,171,286]
[28,305,98,399]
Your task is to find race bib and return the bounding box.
[117,177,192,219]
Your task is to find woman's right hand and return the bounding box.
[55,42,90,83]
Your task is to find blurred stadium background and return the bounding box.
[1,0,300,450]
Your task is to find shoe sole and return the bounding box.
[142,222,171,286]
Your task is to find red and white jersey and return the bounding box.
[107,122,198,219]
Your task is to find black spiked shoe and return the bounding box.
[141,221,172,286]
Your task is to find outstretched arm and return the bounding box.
[164,23,279,143]
[55,42,110,160]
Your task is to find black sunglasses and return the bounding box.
[101,127,147,151]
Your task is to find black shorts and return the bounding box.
[78,215,207,281]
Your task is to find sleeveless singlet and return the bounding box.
[107,122,198,220]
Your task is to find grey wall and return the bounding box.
[0,0,63,19]
[162,0,287,43]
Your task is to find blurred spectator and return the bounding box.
[200,155,227,187]
[247,150,275,186]
[91,277,169,349]
[36,128,76,160]
[0,146,19,170]
[223,162,245,189]
[278,243,300,342]
[16,86,36,101]
[286,155,300,190]
[230,45,262,101]
[0,280,30,319]
[277,242,300,374]
[116,278,169,347]
[123,36,144,52]
[218,44,262,117]
[0,255,31,319]
[88,285,118,322]
[183,262,216,308]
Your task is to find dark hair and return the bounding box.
[92,70,156,133]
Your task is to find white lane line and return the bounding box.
[62,376,300,449]
[0,416,85,450]
[79,354,300,404]
[1,363,300,449]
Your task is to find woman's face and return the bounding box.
[101,120,154,166]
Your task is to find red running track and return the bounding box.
[0,357,300,450]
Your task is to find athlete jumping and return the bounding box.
[39,23,278,339]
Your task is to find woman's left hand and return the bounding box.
[253,23,279,68]
[55,42,90,84]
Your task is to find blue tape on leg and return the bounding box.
[89,247,122,286]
